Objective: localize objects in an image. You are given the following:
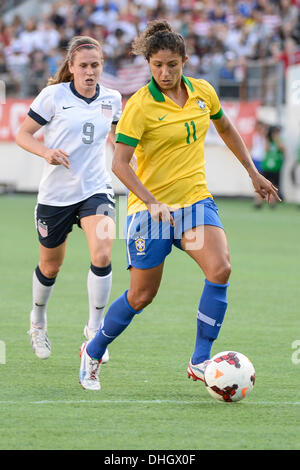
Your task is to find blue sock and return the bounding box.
[87,290,143,360]
[192,279,229,364]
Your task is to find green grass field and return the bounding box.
[0,194,299,450]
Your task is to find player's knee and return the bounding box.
[40,262,61,279]
[207,261,231,284]
[215,261,231,284]
[92,253,111,268]
[128,288,157,311]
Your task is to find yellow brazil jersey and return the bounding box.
[115,75,223,215]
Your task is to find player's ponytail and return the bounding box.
[47,36,101,86]
[131,20,186,61]
[47,61,71,85]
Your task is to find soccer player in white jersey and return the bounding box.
[16,36,122,361]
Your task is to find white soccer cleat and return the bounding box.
[79,341,102,391]
[28,326,51,360]
[187,358,211,382]
[83,324,110,364]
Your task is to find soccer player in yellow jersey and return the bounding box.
[79,20,280,390]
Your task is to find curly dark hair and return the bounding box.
[131,19,186,61]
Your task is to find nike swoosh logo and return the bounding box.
[158,114,168,121]
[62,106,74,109]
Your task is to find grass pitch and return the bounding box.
[0,194,299,450]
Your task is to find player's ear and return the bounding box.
[68,60,73,74]
[183,56,189,67]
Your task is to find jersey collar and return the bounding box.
[148,75,194,101]
[70,81,100,104]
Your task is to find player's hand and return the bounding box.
[250,172,281,204]
[147,202,175,227]
[44,148,70,169]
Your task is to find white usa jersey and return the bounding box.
[28,81,122,206]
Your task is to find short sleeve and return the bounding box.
[205,82,223,120]
[28,86,55,126]
[115,96,145,148]
[112,92,122,124]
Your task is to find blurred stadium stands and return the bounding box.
[0,0,299,102]
[1,1,300,201]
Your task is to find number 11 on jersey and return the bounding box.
[185,120,197,144]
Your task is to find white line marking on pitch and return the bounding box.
[0,400,299,406]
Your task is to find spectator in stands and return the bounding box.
[280,0,299,27]
[248,6,270,46]
[18,18,39,55]
[6,40,29,97]
[219,51,238,80]
[89,0,119,25]
[237,0,255,18]
[27,49,49,95]
[0,49,13,94]
[35,20,61,55]
[208,2,228,23]
[262,125,285,205]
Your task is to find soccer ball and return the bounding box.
[204,351,256,402]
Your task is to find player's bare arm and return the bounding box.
[213,113,281,203]
[112,142,174,225]
[109,123,117,150]
[16,116,70,169]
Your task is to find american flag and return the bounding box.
[100,62,150,96]
[37,220,48,238]
[101,103,113,119]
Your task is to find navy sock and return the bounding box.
[87,290,143,360]
[192,279,229,364]
[35,265,56,286]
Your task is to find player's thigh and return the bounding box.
[80,214,115,267]
[127,263,165,311]
[181,225,231,284]
[39,240,68,278]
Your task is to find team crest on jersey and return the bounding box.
[37,219,48,238]
[196,99,206,110]
[135,238,145,253]
[101,102,112,119]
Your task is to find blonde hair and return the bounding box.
[47,36,102,85]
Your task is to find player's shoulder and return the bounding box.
[37,82,70,100]
[99,84,122,103]
[189,77,218,95]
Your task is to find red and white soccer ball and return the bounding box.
[204,351,256,402]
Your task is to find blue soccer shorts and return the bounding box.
[125,197,224,269]
[35,192,115,248]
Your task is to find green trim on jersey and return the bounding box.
[116,133,139,147]
[148,75,194,102]
[182,75,194,92]
[210,108,223,120]
[148,78,165,102]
